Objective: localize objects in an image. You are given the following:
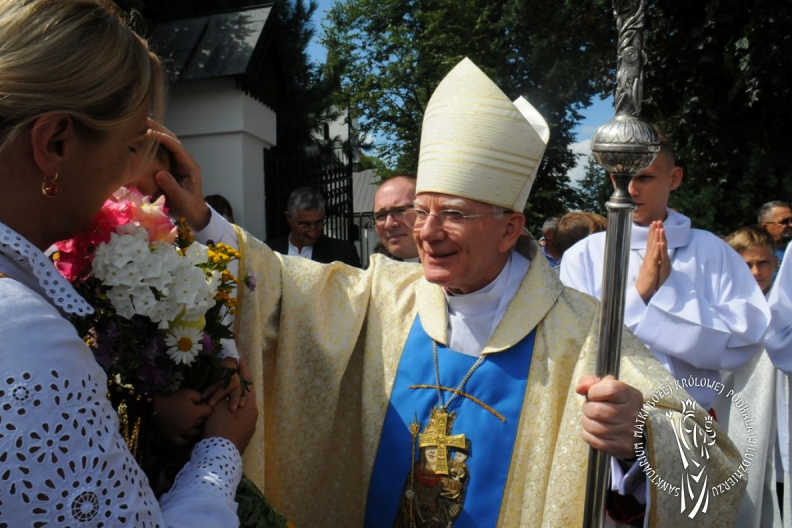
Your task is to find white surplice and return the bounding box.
[714,347,782,528]
[765,243,792,525]
[559,208,770,410]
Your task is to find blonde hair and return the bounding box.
[728,225,776,254]
[0,0,165,155]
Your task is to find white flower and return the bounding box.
[93,227,150,275]
[206,269,221,292]
[164,326,203,365]
[106,287,135,319]
[113,261,144,289]
[129,286,158,318]
[91,222,220,326]
[184,242,209,266]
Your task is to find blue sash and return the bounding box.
[365,316,535,527]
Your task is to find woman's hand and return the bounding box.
[153,388,213,446]
[202,356,248,412]
[203,358,258,454]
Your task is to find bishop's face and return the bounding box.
[413,193,523,295]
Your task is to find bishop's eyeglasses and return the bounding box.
[402,207,513,230]
[767,217,792,226]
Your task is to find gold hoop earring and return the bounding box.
[41,172,60,198]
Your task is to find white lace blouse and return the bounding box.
[0,222,242,527]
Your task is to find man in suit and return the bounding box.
[266,186,361,267]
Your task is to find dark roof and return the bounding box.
[150,4,293,108]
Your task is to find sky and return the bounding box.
[307,0,614,187]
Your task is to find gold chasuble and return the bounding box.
[233,231,744,527]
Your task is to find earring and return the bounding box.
[41,172,60,198]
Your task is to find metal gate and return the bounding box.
[263,148,355,243]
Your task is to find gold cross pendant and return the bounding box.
[418,407,466,475]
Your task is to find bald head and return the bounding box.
[373,176,418,259]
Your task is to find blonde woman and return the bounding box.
[0,1,257,526]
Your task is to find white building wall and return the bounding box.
[163,77,276,241]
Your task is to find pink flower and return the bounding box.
[53,194,134,280]
[124,188,177,244]
[53,187,177,281]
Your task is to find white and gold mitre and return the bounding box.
[416,58,550,211]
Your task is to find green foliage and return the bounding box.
[273,0,344,159]
[577,157,611,217]
[632,1,792,233]
[322,0,617,226]
[359,154,393,178]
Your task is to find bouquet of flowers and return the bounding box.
[54,187,241,398]
[54,188,289,528]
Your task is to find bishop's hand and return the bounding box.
[576,375,643,460]
[147,119,212,231]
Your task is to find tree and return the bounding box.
[322,0,617,228]
[272,0,344,160]
[621,1,792,234]
[577,156,611,217]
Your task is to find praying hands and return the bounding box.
[635,220,672,303]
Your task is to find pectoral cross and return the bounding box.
[419,408,466,475]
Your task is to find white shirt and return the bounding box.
[560,209,770,410]
[0,220,242,527]
[287,234,314,259]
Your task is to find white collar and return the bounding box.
[445,256,511,315]
[0,221,93,316]
[630,208,691,250]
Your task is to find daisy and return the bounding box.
[164,326,203,365]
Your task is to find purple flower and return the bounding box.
[93,341,116,370]
[136,361,167,392]
[92,324,119,370]
[140,335,160,361]
[243,270,257,292]
[200,332,215,357]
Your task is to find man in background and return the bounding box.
[266,186,361,267]
[372,175,419,261]
[759,200,792,264]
